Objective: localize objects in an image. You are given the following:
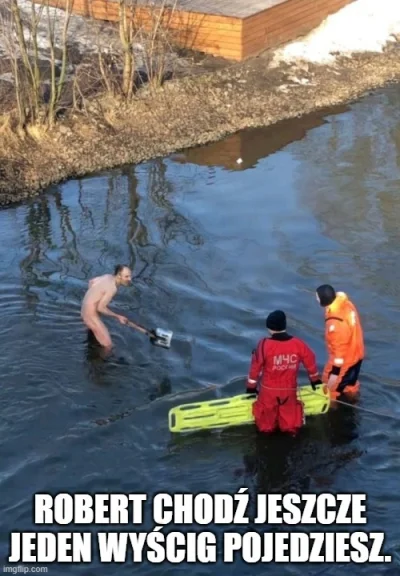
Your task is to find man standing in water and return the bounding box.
[246,310,322,436]
[316,284,364,399]
[81,265,148,354]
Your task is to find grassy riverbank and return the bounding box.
[0,2,399,206]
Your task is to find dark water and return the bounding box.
[1,86,400,575]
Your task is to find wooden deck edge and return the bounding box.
[32,0,356,61]
[32,0,245,60]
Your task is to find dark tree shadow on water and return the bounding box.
[19,186,92,299]
[126,159,205,289]
[147,158,204,249]
[19,196,54,314]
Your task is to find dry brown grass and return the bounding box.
[0,8,399,207]
[0,0,195,134]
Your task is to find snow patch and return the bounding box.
[16,0,107,52]
[0,0,122,60]
[273,0,400,65]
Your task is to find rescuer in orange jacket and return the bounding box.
[246,310,322,436]
[316,285,364,399]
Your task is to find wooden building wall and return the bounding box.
[33,0,355,61]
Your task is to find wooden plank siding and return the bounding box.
[32,0,355,61]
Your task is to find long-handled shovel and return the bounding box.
[126,319,173,349]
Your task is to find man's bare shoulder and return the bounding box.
[88,274,114,288]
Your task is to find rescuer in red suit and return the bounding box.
[246,310,322,436]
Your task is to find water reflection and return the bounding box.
[239,406,360,494]
[131,158,205,290]
[16,157,206,305]
[293,87,400,293]
[1,85,400,575]
[6,157,208,397]
[166,403,362,508]
[168,375,362,495]
[286,87,400,401]
[171,104,348,172]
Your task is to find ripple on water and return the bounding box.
[0,284,31,317]
[35,297,81,313]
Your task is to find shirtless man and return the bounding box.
[81,264,147,353]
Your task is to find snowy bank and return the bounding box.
[273,0,400,65]
[0,1,140,63]
[14,0,118,53]
[0,0,118,86]
[3,0,399,69]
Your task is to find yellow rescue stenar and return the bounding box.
[168,384,330,433]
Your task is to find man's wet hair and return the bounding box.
[114,264,129,276]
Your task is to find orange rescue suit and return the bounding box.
[322,291,364,386]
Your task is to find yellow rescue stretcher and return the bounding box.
[168,384,330,434]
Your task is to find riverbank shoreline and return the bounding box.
[1,41,399,207]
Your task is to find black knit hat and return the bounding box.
[266,310,286,332]
[316,284,336,307]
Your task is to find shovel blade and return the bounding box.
[152,328,173,349]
